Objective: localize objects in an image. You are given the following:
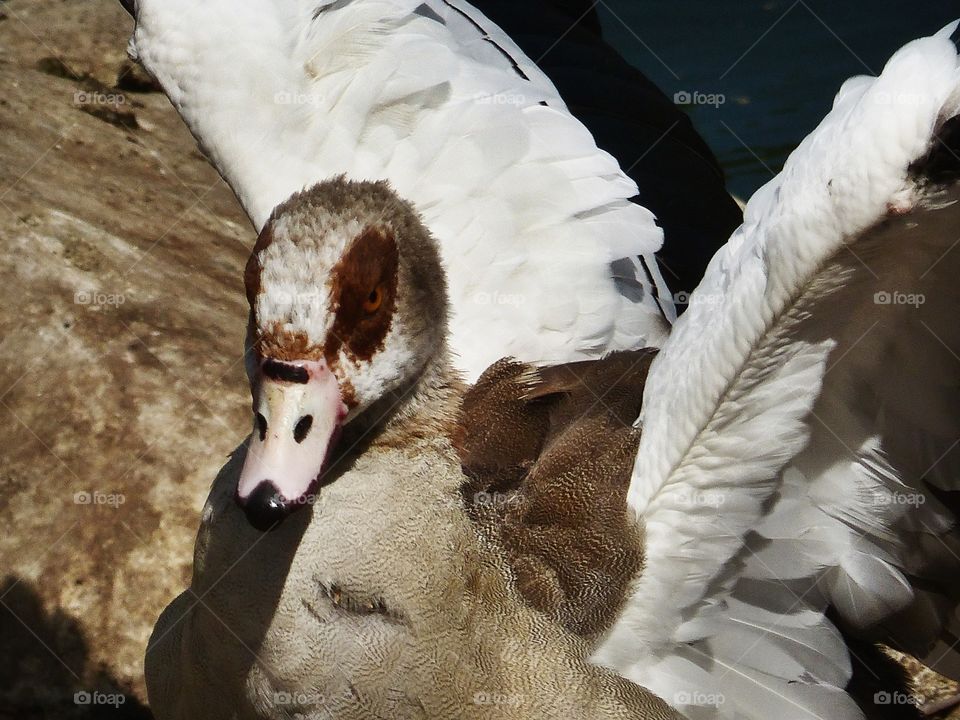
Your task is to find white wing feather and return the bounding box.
[596,23,960,719]
[126,0,672,381]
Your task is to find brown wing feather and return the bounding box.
[457,350,657,641]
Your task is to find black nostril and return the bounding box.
[294,415,313,444]
[255,412,267,441]
[239,481,290,532]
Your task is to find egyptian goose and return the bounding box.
[146,177,682,719]
[119,0,743,381]
[147,23,960,720]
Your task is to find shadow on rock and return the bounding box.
[0,576,153,719]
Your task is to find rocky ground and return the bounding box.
[0,1,959,719]
[0,1,251,716]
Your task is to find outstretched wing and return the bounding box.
[596,24,960,719]
[125,0,673,380]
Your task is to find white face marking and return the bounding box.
[336,314,417,420]
[255,216,364,344]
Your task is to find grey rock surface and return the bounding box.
[0,1,253,714]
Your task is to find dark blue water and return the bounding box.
[599,1,958,198]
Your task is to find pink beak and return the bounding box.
[236,358,347,531]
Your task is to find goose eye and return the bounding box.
[363,285,384,313]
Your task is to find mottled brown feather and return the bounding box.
[458,349,657,641]
[244,222,274,307]
[455,359,553,490]
[255,325,320,362]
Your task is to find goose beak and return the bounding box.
[236,358,347,531]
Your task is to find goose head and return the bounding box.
[237,178,449,531]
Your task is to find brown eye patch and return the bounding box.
[326,226,399,364]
